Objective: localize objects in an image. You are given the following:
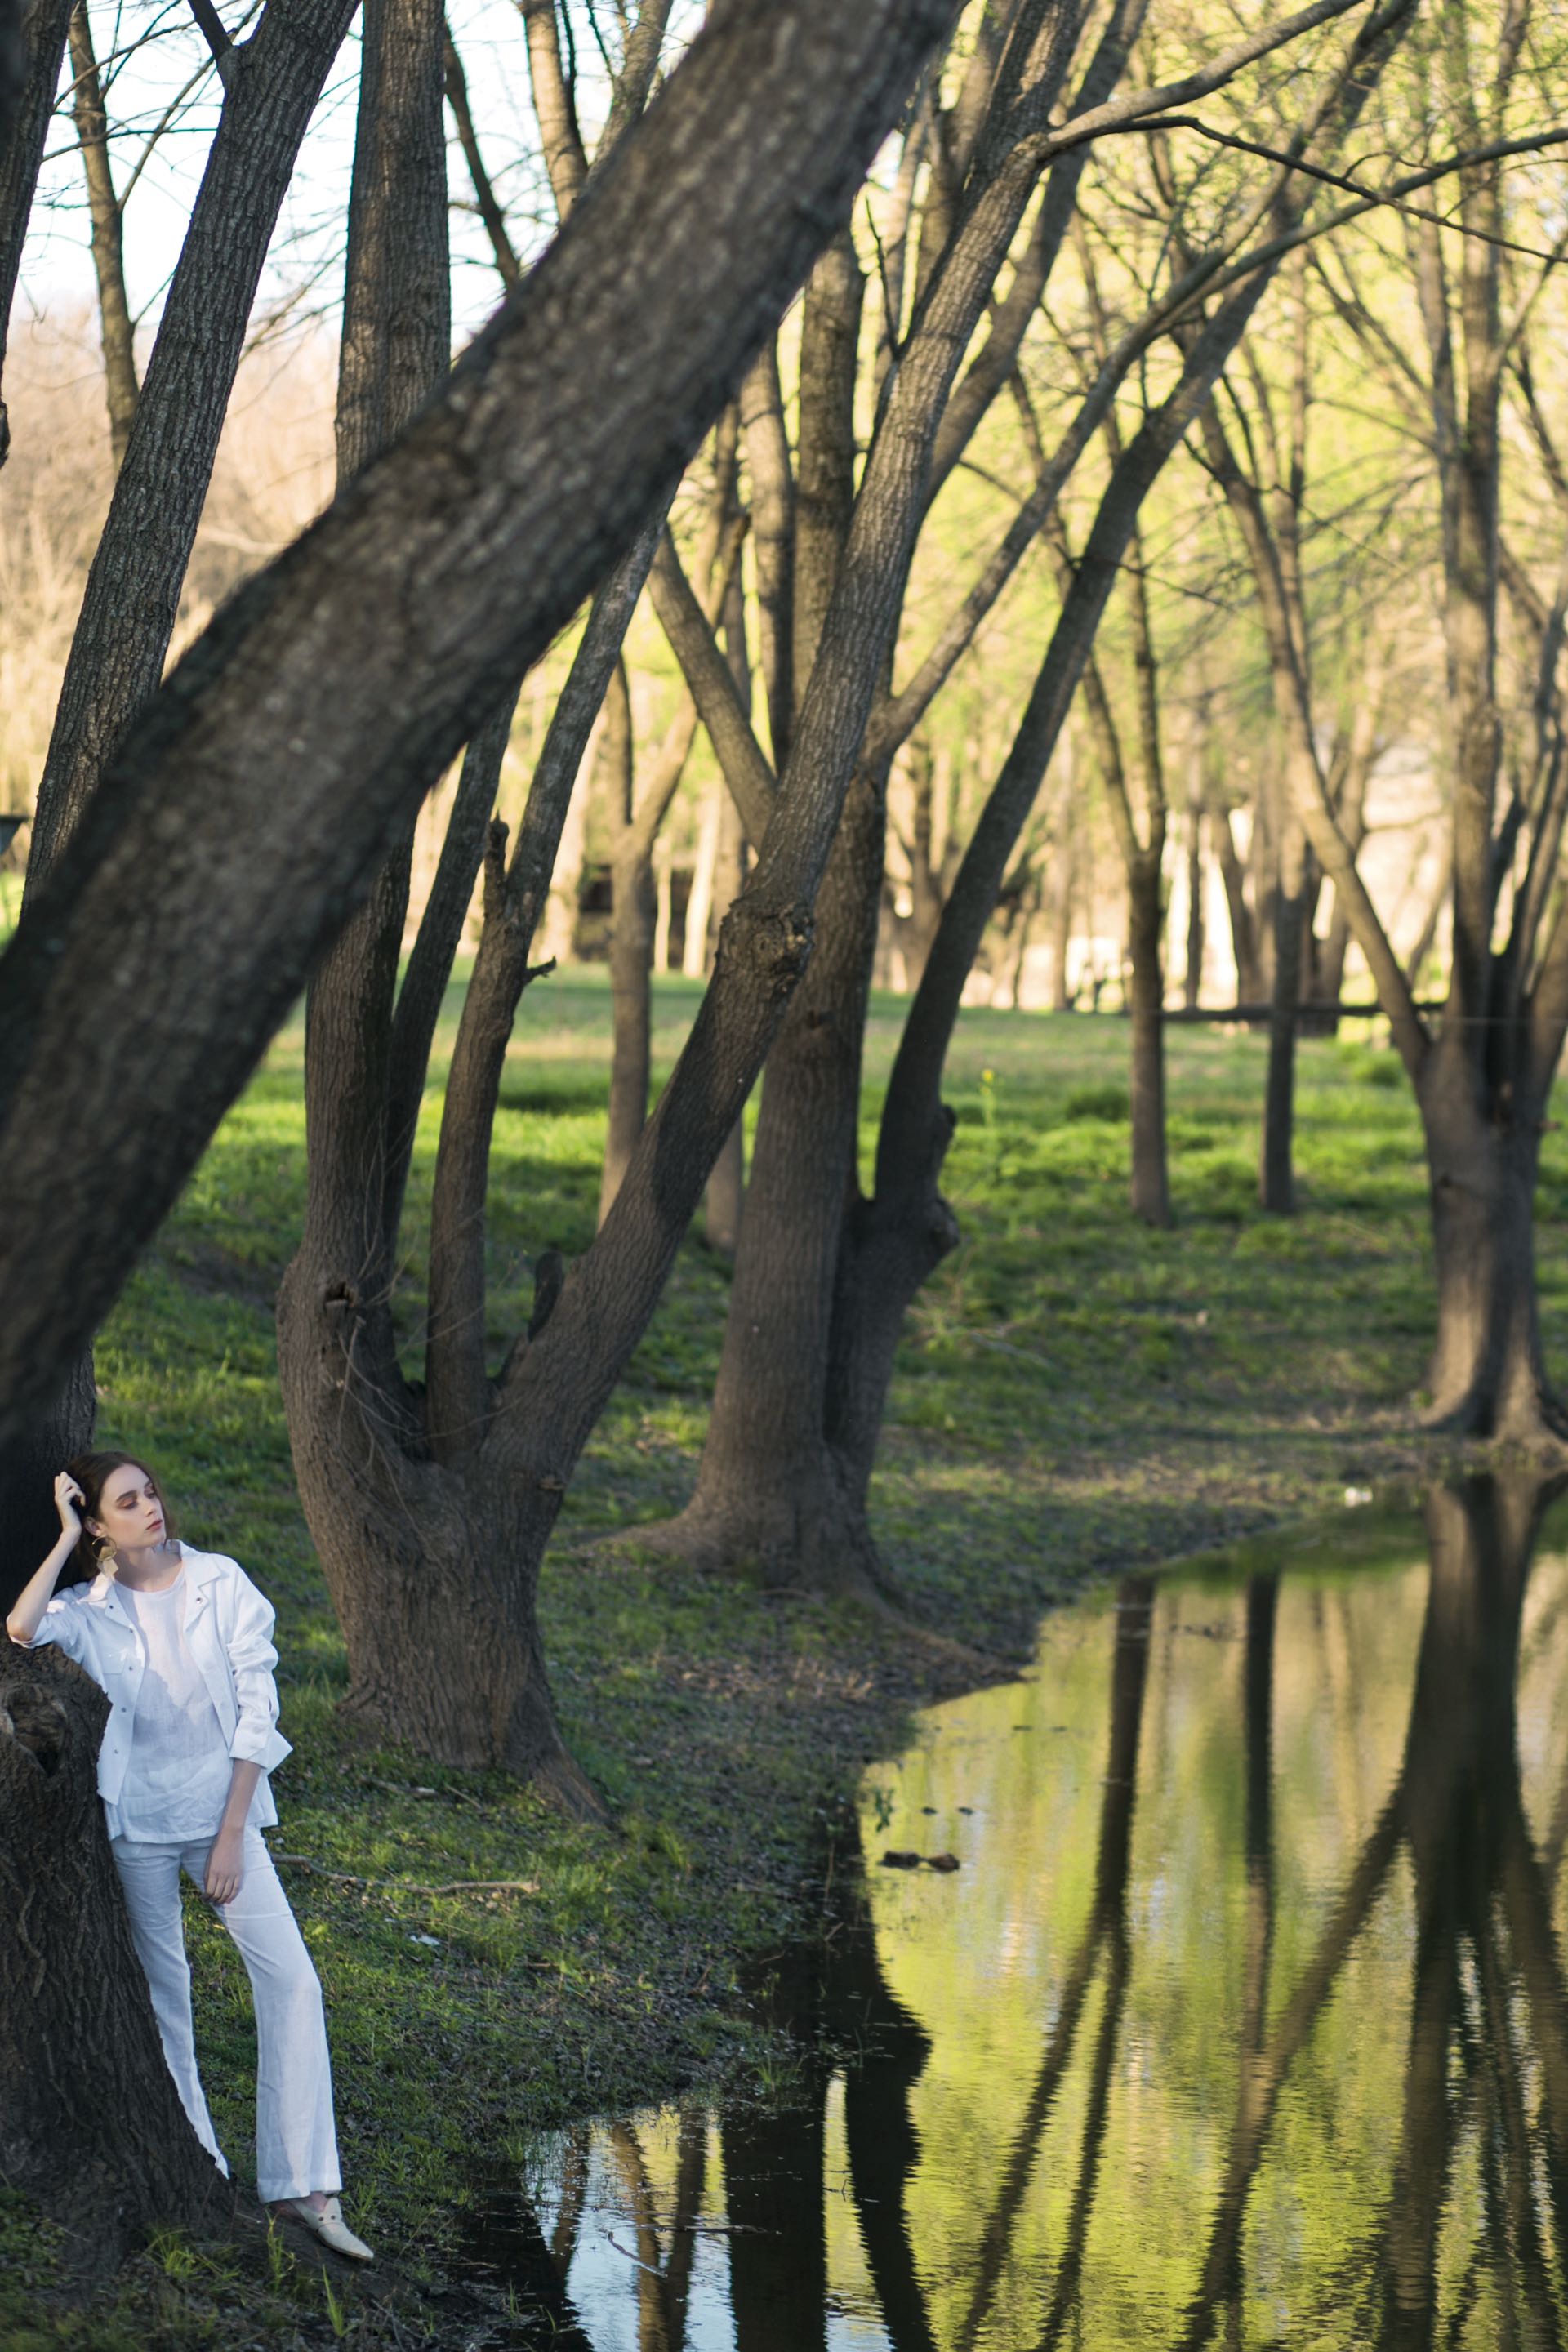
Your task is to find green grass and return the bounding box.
[10,964,1559,2341]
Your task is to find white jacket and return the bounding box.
[20,1545,292,1828]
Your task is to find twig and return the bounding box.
[274,1853,540,1897]
[185,0,238,87]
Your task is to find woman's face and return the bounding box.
[89,1465,167,1553]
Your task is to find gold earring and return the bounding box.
[93,1536,118,1575]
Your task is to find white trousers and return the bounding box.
[110,1826,342,2203]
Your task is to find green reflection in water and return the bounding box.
[858,1480,1568,2350]
[462,1478,1568,2352]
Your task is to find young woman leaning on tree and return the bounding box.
[5,1452,373,2261]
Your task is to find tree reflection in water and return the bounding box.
[457,1478,1568,2352]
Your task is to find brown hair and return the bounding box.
[60,1452,177,1585]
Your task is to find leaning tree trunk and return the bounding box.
[1417,1034,1555,1442]
[0,0,74,467]
[0,1644,225,2252]
[0,1352,94,1610]
[705,782,749,1258]
[599,834,657,1225]
[704,524,753,1257]
[1126,852,1170,1227]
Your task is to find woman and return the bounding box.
[5,1453,373,2261]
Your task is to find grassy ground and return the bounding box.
[10,965,1561,2345]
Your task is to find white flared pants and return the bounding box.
[110,1827,342,2203]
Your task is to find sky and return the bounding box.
[18,0,706,360]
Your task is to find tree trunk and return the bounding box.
[0,1643,226,2250]
[1050,831,1074,1011]
[703,736,749,1256]
[273,1347,598,1800]
[1212,798,1263,1004]
[69,0,138,470]
[29,0,362,876]
[1418,1039,1555,1441]
[0,1352,95,1610]
[662,775,889,1591]
[1259,820,1307,1212]
[683,779,722,977]
[0,0,74,469]
[1183,795,1205,1009]
[600,833,657,1225]
[1127,853,1169,1227]
[653,848,673,972]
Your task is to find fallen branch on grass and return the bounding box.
[274,1853,541,1897]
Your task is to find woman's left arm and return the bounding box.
[205,1762,264,1903]
[223,1565,293,1775]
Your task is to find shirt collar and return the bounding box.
[86,1542,216,1607]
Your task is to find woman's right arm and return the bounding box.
[5,1474,84,1646]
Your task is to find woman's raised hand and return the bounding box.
[54,1472,83,1539]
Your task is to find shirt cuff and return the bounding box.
[229,1722,292,1771]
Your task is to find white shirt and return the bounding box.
[19,1544,292,1830]
[107,1570,240,1842]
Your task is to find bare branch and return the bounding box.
[648,532,777,843]
[444,23,522,287]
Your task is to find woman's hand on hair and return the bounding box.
[53,1472,82,1539]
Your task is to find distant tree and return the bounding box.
[1272,0,1568,1430]
[657,0,1415,1593]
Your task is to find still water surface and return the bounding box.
[463,1479,1568,2350]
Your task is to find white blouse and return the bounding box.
[107,1570,240,1842]
[19,1544,292,1830]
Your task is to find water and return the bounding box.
[459,1477,1568,2350]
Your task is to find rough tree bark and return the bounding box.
[0,1645,225,2247]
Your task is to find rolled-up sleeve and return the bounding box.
[223,1566,293,1771]
[19,1597,87,1661]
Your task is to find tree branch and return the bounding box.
[520,0,587,216]
[444,23,521,287]
[185,0,238,87]
[424,514,667,1452]
[648,532,777,842]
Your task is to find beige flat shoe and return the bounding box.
[276,2194,374,2262]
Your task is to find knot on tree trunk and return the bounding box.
[926,1190,961,1263]
[718,893,814,996]
[0,1646,107,1809]
[1,1682,71,1775]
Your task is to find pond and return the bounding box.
[460,1477,1568,2350]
